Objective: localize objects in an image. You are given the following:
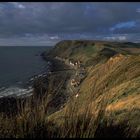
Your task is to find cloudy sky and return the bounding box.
[0,2,140,46]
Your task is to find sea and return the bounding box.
[0,46,51,98]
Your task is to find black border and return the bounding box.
[0,0,139,2]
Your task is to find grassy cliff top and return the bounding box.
[48,40,140,67]
[47,40,140,137]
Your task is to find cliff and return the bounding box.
[0,40,140,138]
[46,40,140,137]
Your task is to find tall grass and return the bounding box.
[53,68,110,138]
[0,65,138,138]
[0,73,107,138]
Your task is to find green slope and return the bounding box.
[47,40,140,137]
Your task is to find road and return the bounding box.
[53,58,86,100]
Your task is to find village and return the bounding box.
[55,56,87,98]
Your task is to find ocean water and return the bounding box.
[0,46,51,98]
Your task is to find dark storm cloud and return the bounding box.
[0,2,140,45]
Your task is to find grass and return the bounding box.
[0,63,127,138]
[0,76,107,138]
[0,77,139,138]
[0,40,140,138]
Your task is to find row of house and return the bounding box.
[69,59,82,68]
[70,77,81,87]
[55,56,86,87]
[70,59,86,87]
[55,56,82,69]
[70,70,86,87]
[70,66,86,87]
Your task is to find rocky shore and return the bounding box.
[0,52,50,115]
[0,50,72,116]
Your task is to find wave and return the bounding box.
[0,70,49,99]
[0,60,51,99]
[0,86,33,98]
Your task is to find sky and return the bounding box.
[0,2,140,46]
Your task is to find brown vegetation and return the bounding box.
[0,40,140,138]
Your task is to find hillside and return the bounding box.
[48,40,140,66]
[46,40,140,137]
[0,40,140,138]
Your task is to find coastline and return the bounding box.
[38,53,74,113]
[0,51,52,115]
[0,50,73,116]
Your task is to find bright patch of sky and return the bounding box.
[110,21,136,31]
[136,8,140,13]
